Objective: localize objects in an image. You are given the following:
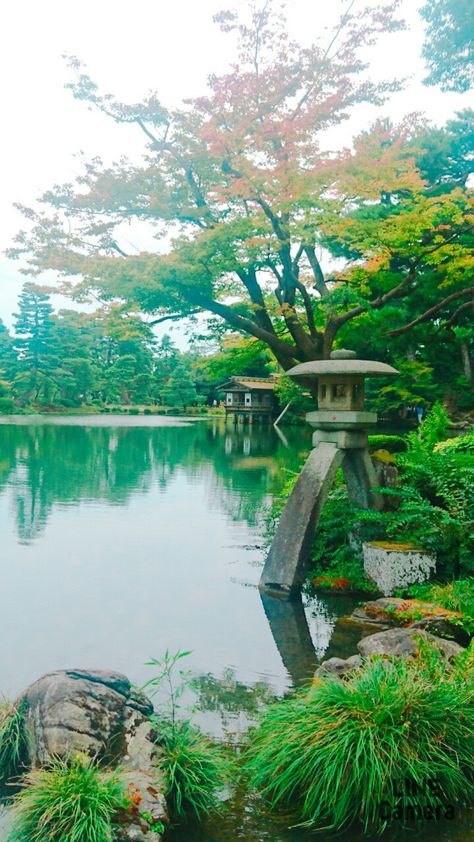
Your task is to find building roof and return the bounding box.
[220,376,277,392]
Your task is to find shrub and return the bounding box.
[8,756,127,842]
[406,401,450,453]
[0,701,28,785]
[359,408,474,578]
[245,646,474,832]
[368,434,407,453]
[435,431,474,454]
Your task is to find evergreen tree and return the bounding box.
[13,283,57,404]
[161,363,198,409]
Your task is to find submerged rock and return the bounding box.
[314,655,362,679]
[350,598,401,627]
[17,669,167,841]
[357,628,464,661]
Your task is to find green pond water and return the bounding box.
[0,416,471,841]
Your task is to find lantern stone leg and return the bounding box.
[342,449,383,511]
[258,443,344,592]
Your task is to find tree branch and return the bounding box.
[184,288,302,366]
[295,280,319,341]
[304,245,329,296]
[148,311,200,326]
[290,0,357,119]
[236,266,277,336]
[434,300,474,333]
[389,287,474,337]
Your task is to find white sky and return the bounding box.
[0,0,471,338]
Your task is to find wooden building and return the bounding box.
[220,376,278,421]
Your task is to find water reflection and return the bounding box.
[0,417,330,703]
[0,419,309,545]
[260,592,319,685]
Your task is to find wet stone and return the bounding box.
[357,628,464,661]
[17,668,167,841]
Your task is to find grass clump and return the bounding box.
[144,650,231,823]
[0,701,28,785]
[8,756,127,842]
[244,646,474,832]
[154,717,230,821]
[408,578,474,635]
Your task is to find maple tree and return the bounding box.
[8,1,474,373]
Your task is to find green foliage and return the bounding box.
[367,434,407,453]
[244,647,474,832]
[193,336,273,385]
[435,431,474,453]
[407,400,450,452]
[161,363,198,409]
[272,376,313,424]
[361,450,474,578]
[153,718,230,822]
[0,375,15,413]
[309,485,371,586]
[368,359,440,416]
[8,756,126,842]
[407,578,474,635]
[0,701,28,785]
[420,0,474,92]
[359,409,474,578]
[143,651,231,822]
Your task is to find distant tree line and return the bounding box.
[0,282,202,411]
[0,278,472,418]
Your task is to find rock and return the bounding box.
[410,617,470,647]
[350,598,402,626]
[349,598,467,643]
[18,669,167,840]
[357,628,464,660]
[117,770,167,842]
[19,669,150,766]
[315,655,362,679]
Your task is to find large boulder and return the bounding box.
[357,628,464,661]
[18,669,167,841]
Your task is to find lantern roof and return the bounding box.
[286,350,399,379]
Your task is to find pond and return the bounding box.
[0,416,471,841]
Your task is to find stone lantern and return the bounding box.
[259,350,399,593]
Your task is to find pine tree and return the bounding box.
[14,283,56,372]
[13,283,57,403]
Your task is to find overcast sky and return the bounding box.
[0,0,471,336]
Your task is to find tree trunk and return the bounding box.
[460,341,473,384]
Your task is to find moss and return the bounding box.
[371,449,397,464]
[366,541,423,552]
